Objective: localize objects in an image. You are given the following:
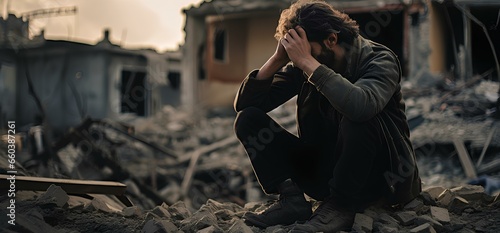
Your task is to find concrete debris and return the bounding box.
[430,206,450,224]
[37,184,69,207]
[352,213,373,232]
[1,185,500,232]
[409,223,436,233]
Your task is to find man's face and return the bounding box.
[310,41,335,69]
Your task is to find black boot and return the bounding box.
[243,179,312,228]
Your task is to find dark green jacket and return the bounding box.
[234,36,421,205]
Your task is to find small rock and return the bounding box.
[415,215,444,232]
[181,210,217,231]
[404,198,424,212]
[448,196,469,214]
[67,195,92,209]
[198,226,216,233]
[430,206,450,224]
[423,186,446,200]
[168,201,192,220]
[122,206,142,217]
[352,213,373,232]
[437,189,454,207]
[85,197,119,213]
[409,223,436,233]
[228,220,253,233]
[395,211,417,226]
[420,192,437,206]
[151,205,172,219]
[37,185,69,207]
[450,185,486,201]
[377,213,399,228]
[243,202,262,212]
[142,219,178,233]
[377,225,399,233]
[14,209,62,233]
[362,208,379,220]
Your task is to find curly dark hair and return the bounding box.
[275,0,359,46]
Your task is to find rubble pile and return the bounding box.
[1,183,499,232]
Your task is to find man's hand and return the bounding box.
[281,26,321,76]
[255,41,291,80]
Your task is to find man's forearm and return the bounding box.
[255,56,289,80]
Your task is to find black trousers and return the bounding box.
[234,107,391,208]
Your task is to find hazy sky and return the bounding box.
[2,0,203,52]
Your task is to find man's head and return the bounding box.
[275,0,359,47]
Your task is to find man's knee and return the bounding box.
[234,106,267,137]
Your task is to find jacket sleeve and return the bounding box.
[308,51,400,122]
[234,64,302,113]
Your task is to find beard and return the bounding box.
[315,44,336,70]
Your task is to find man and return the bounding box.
[234,0,421,232]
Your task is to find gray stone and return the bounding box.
[362,208,379,220]
[122,206,142,217]
[420,192,437,206]
[450,185,486,201]
[395,211,417,226]
[448,196,469,214]
[197,226,216,233]
[168,201,192,220]
[415,215,444,232]
[152,205,172,219]
[228,220,253,233]
[85,197,117,213]
[13,209,63,233]
[410,223,437,233]
[404,198,424,212]
[376,224,399,233]
[352,213,373,232]
[377,213,399,228]
[430,206,450,224]
[423,186,446,200]
[181,210,218,232]
[142,219,178,233]
[437,189,454,207]
[37,184,69,207]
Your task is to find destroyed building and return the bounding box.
[180,0,499,111]
[0,14,182,136]
[1,0,500,232]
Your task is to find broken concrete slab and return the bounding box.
[395,211,418,226]
[67,195,92,209]
[142,219,178,233]
[85,197,120,213]
[378,213,400,227]
[151,205,172,219]
[37,184,69,207]
[228,220,253,233]
[423,186,446,200]
[430,206,450,224]
[352,213,373,232]
[410,223,437,233]
[405,198,425,212]
[167,201,192,220]
[448,196,470,214]
[122,206,143,217]
[437,189,454,207]
[414,215,444,232]
[450,185,486,201]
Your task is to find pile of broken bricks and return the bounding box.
[1,184,499,233]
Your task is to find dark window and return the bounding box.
[168,72,181,90]
[214,29,226,61]
[121,70,147,116]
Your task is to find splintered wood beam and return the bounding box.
[452,138,477,179]
[0,175,127,196]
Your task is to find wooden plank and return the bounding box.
[452,138,477,179]
[0,175,126,196]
